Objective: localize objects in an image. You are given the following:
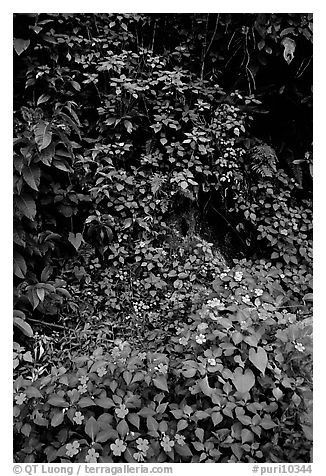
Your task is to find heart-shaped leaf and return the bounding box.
[232,367,255,393]
[249,346,268,374]
[68,232,84,251]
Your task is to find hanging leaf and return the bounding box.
[39,143,55,166]
[85,416,99,441]
[41,265,53,282]
[68,232,84,251]
[14,38,30,55]
[249,347,268,374]
[232,367,255,393]
[13,251,27,278]
[15,194,36,220]
[34,121,53,151]
[22,165,41,191]
[13,317,33,338]
[124,120,133,133]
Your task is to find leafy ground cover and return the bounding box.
[13,13,312,463]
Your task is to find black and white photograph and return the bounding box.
[12,6,314,471]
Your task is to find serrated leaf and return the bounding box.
[34,121,52,151]
[14,317,33,338]
[152,375,168,392]
[85,416,99,441]
[14,38,30,55]
[22,165,41,191]
[249,347,268,374]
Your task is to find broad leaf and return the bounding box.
[34,121,52,151]
[152,375,168,392]
[13,251,27,278]
[51,411,64,427]
[232,367,255,393]
[47,396,69,408]
[14,38,30,55]
[85,416,99,441]
[117,419,129,438]
[14,317,33,338]
[15,194,36,220]
[22,165,41,191]
[249,347,268,374]
[68,232,84,251]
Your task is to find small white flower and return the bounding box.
[175,434,186,446]
[15,393,27,405]
[280,229,288,236]
[254,288,264,297]
[242,295,251,305]
[134,451,145,462]
[234,271,243,282]
[294,342,305,352]
[97,366,107,377]
[195,334,206,344]
[79,375,89,385]
[78,384,88,394]
[240,320,247,330]
[197,322,208,333]
[66,441,80,457]
[73,411,84,425]
[155,363,168,374]
[179,337,188,345]
[85,447,99,463]
[207,357,216,366]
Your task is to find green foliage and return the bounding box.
[13,13,312,463]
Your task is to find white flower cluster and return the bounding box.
[207,298,225,310]
[234,271,243,282]
[293,341,305,352]
[254,288,263,297]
